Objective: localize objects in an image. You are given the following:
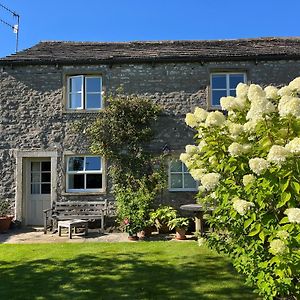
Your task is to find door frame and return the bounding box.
[15,150,58,225]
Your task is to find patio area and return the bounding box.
[0,228,191,244]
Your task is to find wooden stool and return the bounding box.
[58,219,88,239]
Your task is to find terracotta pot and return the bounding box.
[175,228,186,240]
[0,216,13,233]
[139,226,155,239]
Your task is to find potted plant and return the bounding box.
[150,206,177,234]
[0,200,13,233]
[168,217,190,240]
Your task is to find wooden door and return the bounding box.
[26,159,51,225]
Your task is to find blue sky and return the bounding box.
[0,0,299,57]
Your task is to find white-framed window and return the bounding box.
[169,159,197,192]
[210,73,246,107]
[67,75,102,110]
[66,156,103,192]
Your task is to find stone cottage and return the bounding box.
[0,37,300,226]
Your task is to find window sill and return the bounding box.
[168,189,198,192]
[62,191,106,196]
[63,110,102,114]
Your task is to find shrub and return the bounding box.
[181,78,300,299]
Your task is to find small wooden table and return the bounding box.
[58,219,88,239]
[180,204,214,236]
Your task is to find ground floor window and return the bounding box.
[66,156,103,192]
[168,159,197,191]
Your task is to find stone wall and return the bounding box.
[1,60,300,217]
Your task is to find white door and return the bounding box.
[26,159,51,225]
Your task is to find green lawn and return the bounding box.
[0,241,258,300]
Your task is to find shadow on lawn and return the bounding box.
[0,253,257,300]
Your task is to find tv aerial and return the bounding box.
[0,3,20,53]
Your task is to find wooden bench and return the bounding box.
[43,200,108,234]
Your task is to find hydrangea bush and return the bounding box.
[181,78,300,299]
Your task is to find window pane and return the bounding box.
[69,93,82,109]
[31,162,40,172]
[69,77,82,93]
[170,160,182,172]
[31,173,40,183]
[68,174,84,189]
[41,184,51,194]
[85,157,101,171]
[211,75,226,89]
[212,90,227,106]
[86,174,102,189]
[170,174,183,189]
[41,161,51,171]
[86,77,101,93]
[31,184,40,194]
[86,94,101,109]
[41,173,51,183]
[68,157,84,171]
[184,174,197,189]
[229,74,245,89]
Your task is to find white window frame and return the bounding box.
[66,155,103,193]
[168,160,198,192]
[67,75,102,110]
[210,72,246,108]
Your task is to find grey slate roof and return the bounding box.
[1,37,300,65]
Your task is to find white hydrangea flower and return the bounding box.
[179,153,189,163]
[247,84,266,102]
[232,197,254,215]
[285,137,300,154]
[236,83,249,98]
[264,86,279,100]
[200,173,221,191]
[249,158,269,175]
[198,185,206,193]
[228,143,250,157]
[278,86,293,97]
[185,113,198,128]
[185,144,198,155]
[210,192,217,199]
[194,107,208,122]
[284,208,300,224]
[243,174,255,186]
[208,155,218,166]
[190,168,206,181]
[267,145,290,165]
[288,77,300,92]
[243,119,260,133]
[205,111,226,127]
[278,96,300,118]
[227,121,244,138]
[269,239,287,255]
[246,97,276,121]
[276,230,289,240]
[228,142,244,157]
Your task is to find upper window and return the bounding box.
[67,75,102,110]
[66,156,103,192]
[210,73,246,107]
[169,160,197,192]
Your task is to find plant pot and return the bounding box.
[0,216,13,233]
[139,225,155,239]
[175,228,186,240]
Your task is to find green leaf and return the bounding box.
[279,216,289,224]
[277,192,291,208]
[280,178,290,192]
[248,223,261,237]
[259,230,265,243]
[244,219,252,230]
[291,181,300,194]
